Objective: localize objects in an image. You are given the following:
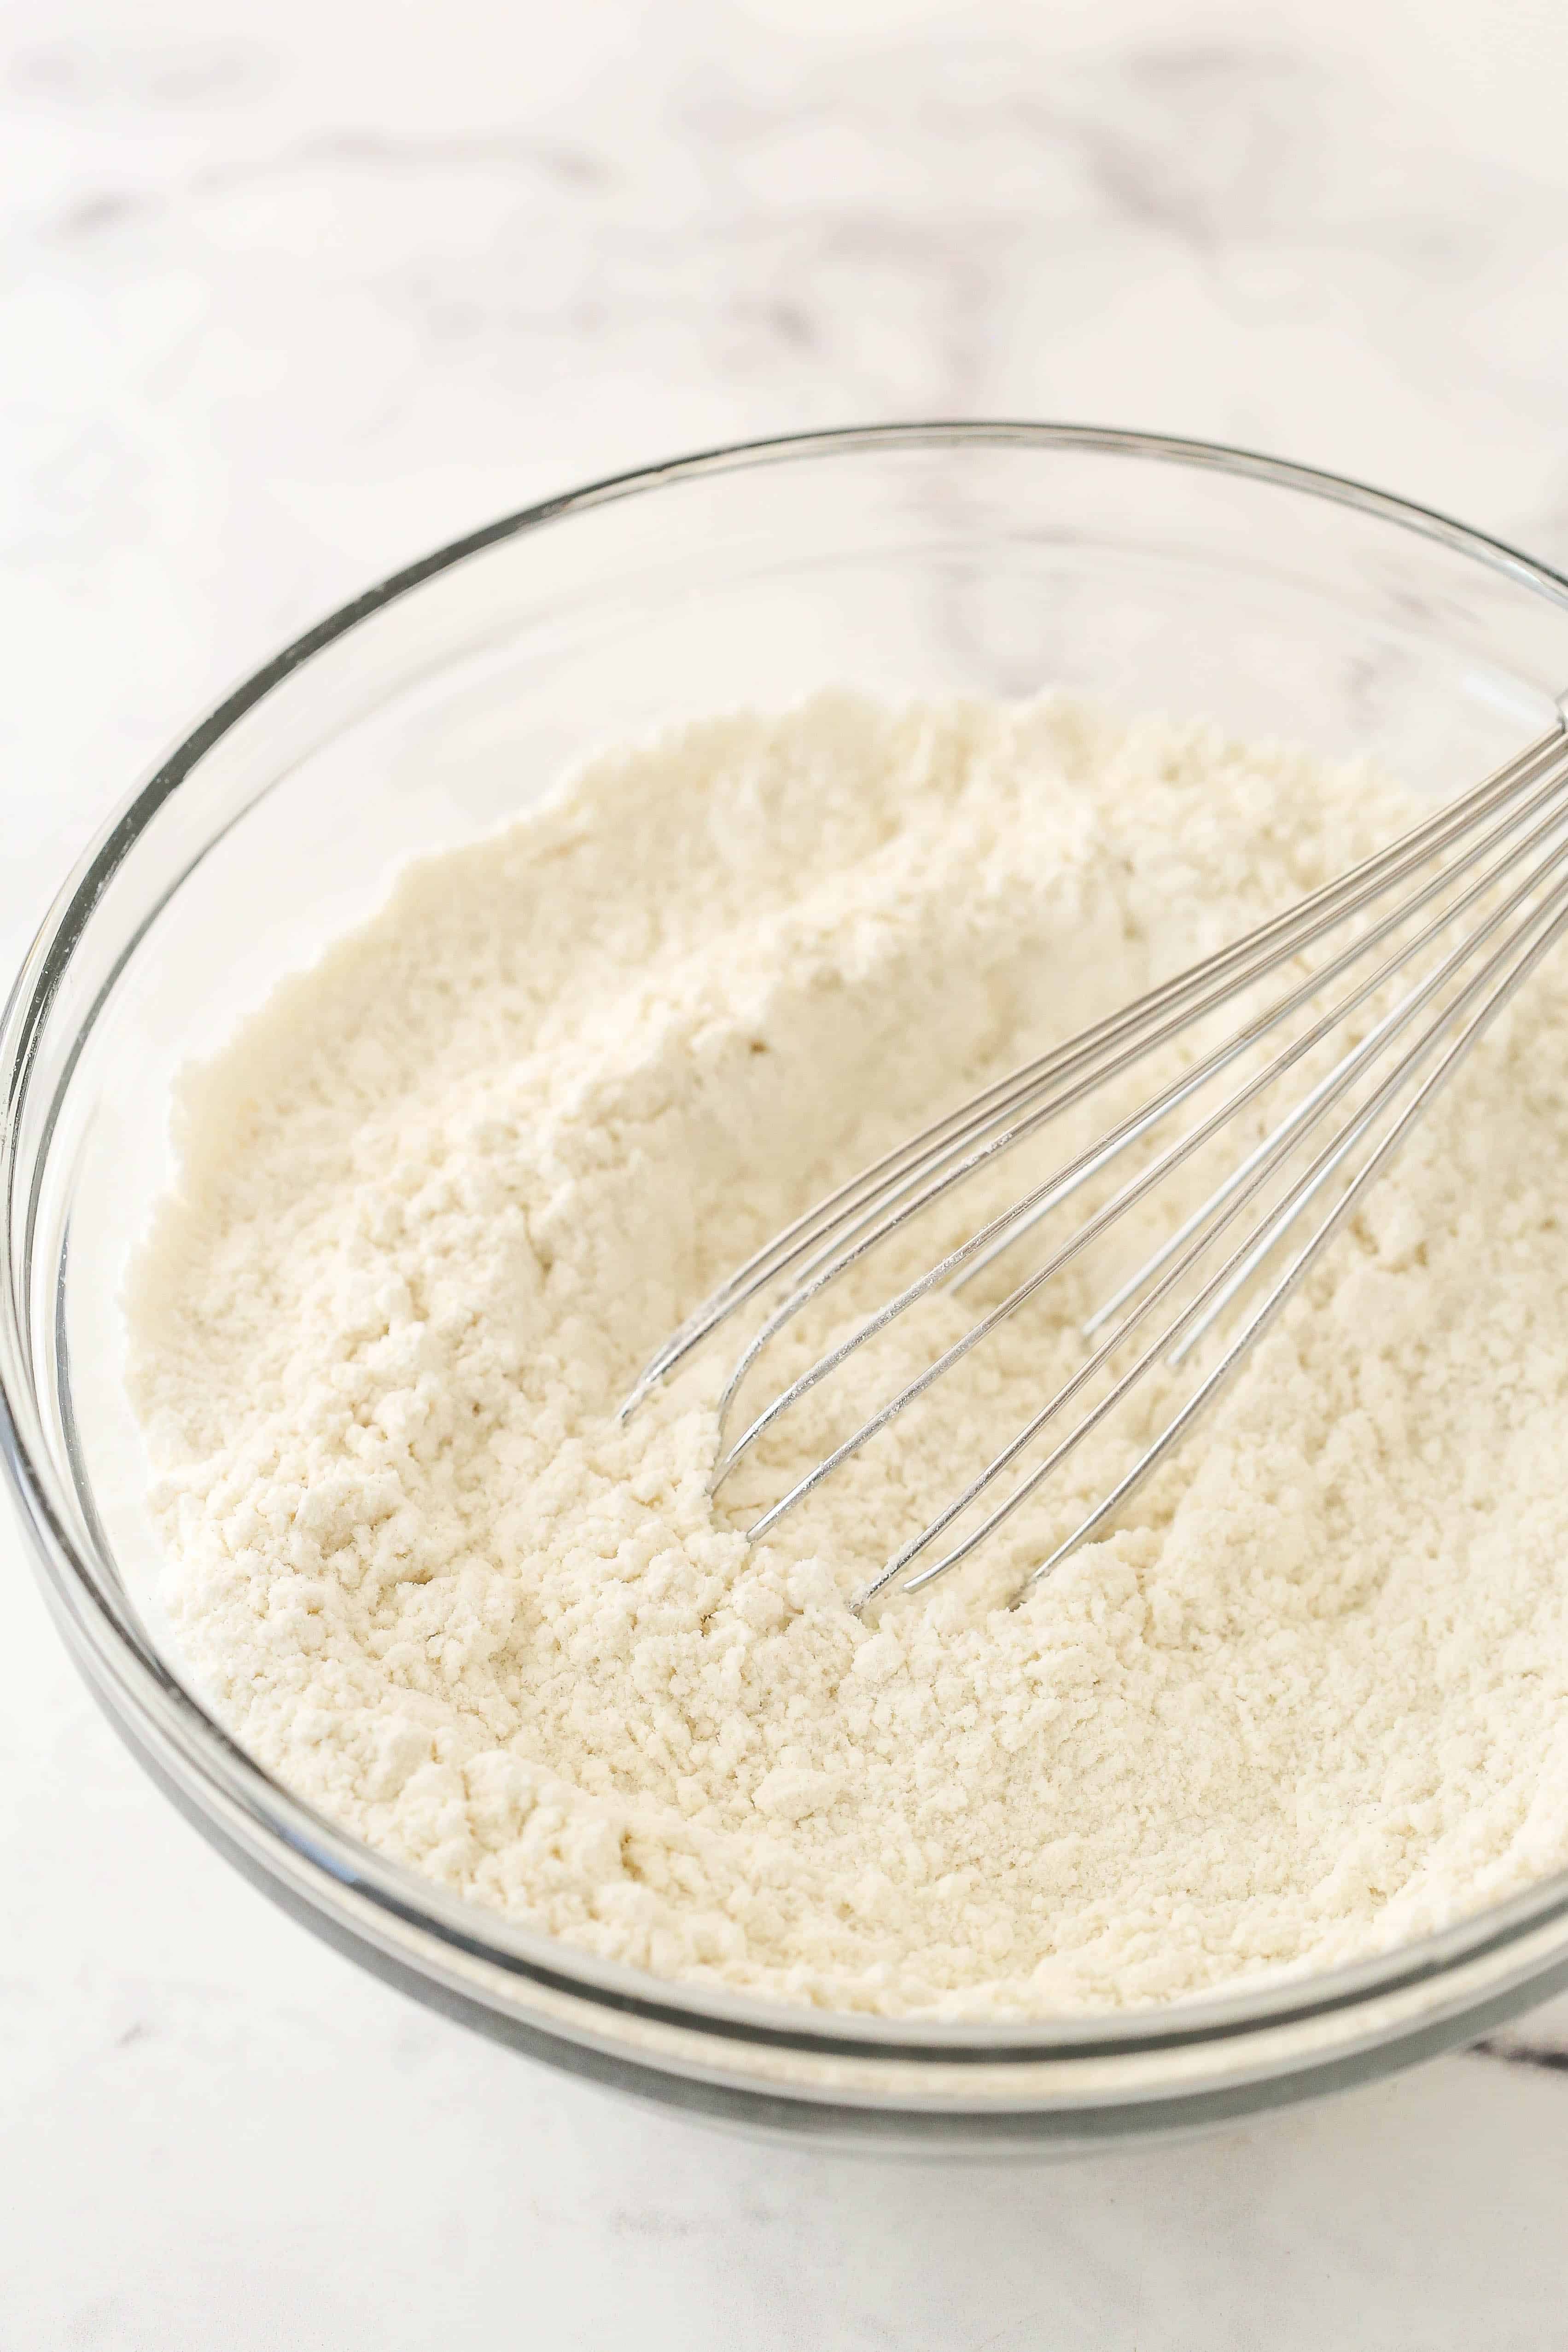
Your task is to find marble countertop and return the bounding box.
[6,0,1568,2343]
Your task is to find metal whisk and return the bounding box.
[624,704,1568,1610]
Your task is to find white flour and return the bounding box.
[127,693,1568,2017]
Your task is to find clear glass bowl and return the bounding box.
[7,423,1568,2156]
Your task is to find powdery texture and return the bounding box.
[127,694,1568,2018]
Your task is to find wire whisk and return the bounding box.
[624,703,1568,1611]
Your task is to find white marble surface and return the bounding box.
[7,0,1568,2343]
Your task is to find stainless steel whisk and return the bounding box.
[623,704,1568,1610]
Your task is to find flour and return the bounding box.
[126,693,1568,2018]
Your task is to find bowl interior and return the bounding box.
[12,425,1568,2042]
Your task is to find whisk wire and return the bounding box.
[625,715,1568,1607]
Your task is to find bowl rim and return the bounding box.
[7,415,1568,2073]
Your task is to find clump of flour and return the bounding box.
[127,693,1568,2017]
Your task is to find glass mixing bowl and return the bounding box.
[7,423,1568,2156]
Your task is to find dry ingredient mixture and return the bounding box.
[127,693,1568,2018]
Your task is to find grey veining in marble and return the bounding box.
[6,1,1568,2345]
